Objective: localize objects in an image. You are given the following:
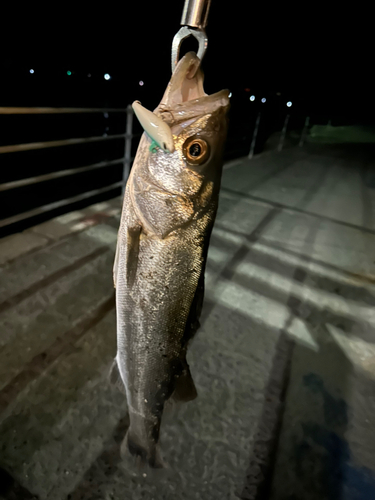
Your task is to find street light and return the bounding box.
[250,95,255,101]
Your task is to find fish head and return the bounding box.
[132,52,230,198]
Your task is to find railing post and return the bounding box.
[123,104,133,194]
[278,114,290,152]
[299,116,310,147]
[248,111,261,159]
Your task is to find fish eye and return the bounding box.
[189,143,201,157]
[183,137,210,165]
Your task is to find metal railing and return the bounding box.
[0,103,311,234]
[0,106,138,230]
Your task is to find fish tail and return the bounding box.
[122,415,165,468]
[109,358,164,467]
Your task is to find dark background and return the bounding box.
[1,1,372,119]
[0,1,373,237]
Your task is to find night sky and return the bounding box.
[1,1,373,121]
[0,1,373,237]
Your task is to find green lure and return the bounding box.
[149,139,160,153]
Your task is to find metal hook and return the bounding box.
[171,0,211,74]
[171,27,208,74]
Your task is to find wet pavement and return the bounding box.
[1,144,375,499]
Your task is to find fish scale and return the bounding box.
[112,52,230,467]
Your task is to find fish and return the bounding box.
[112,51,230,468]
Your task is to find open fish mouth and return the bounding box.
[132,52,229,153]
[159,51,230,109]
[160,51,206,106]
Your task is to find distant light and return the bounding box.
[261,97,266,103]
[104,73,111,80]
[104,112,109,119]
[139,80,144,86]
[276,92,281,96]
[228,92,232,98]
[286,101,292,107]
[250,95,255,101]
[67,70,72,76]
[244,88,251,92]
[87,73,91,78]
[29,69,34,74]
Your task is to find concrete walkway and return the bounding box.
[1,144,375,499]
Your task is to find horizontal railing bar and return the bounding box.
[0,107,128,114]
[0,134,127,154]
[0,181,124,228]
[0,158,135,191]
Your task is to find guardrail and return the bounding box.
[0,106,138,231]
[0,104,310,235]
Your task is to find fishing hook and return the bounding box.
[171,0,212,75]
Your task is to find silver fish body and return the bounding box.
[113,52,230,467]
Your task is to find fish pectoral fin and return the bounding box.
[126,225,142,286]
[108,359,126,394]
[114,225,142,287]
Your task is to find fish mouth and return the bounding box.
[131,52,229,152]
[159,51,229,109]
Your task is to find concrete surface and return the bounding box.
[1,144,375,499]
